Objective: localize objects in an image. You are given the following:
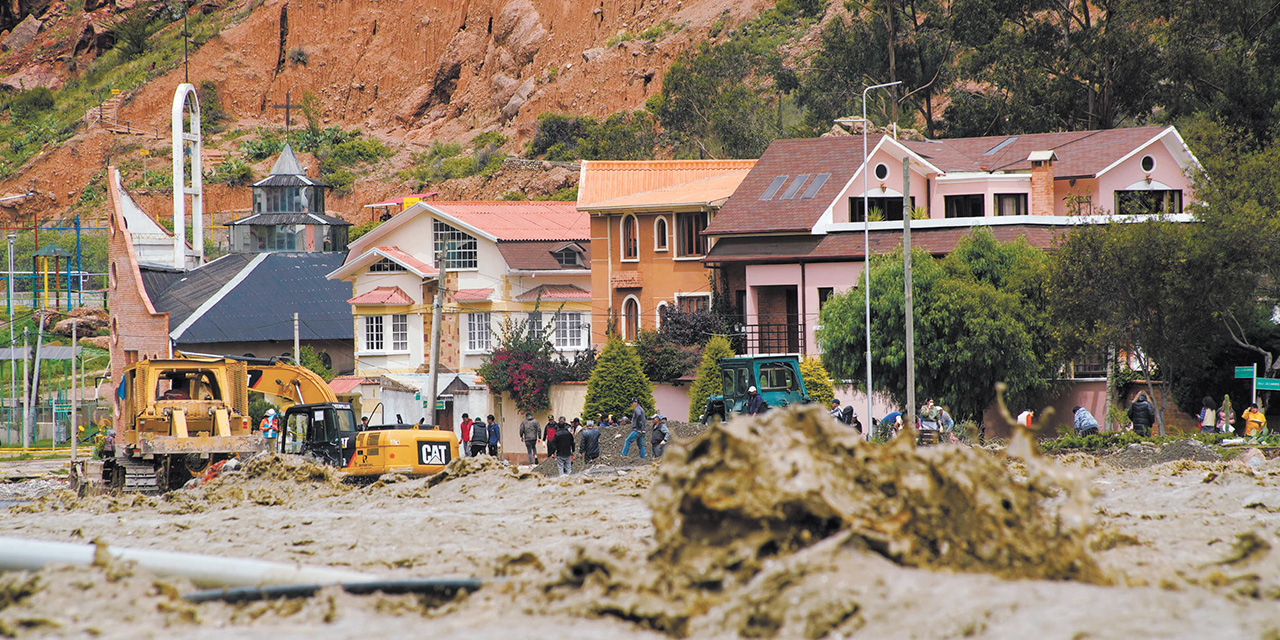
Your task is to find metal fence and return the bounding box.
[741,315,807,355]
[0,403,99,447]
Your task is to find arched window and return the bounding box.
[655,301,668,328]
[654,217,669,252]
[621,215,639,261]
[623,296,640,341]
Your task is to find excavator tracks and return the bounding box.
[119,458,161,494]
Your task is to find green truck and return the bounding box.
[700,355,811,423]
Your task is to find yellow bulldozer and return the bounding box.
[73,354,458,493]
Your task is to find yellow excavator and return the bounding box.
[77,354,458,493]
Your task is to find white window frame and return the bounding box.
[364,315,384,352]
[622,295,640,342]
[391,314,408,351]
[653,216,669,252]
[675,292,711,315]
[466,312,492,353]
[621,214,640,262]
[655,301,669,328]
[433,220,479,270]
[528,311,544,338]
[552,312,586,350]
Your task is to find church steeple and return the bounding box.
[226,145,349,253]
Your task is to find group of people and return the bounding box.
[1200,395,1268,436]
[876,398,956,440]
[517,412,601,475]
[459,413,502,457]
[619,397,671,460]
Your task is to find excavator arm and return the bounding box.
[245,363,337,412]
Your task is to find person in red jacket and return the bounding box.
[459,414,472,457]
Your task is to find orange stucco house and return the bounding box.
[577,160,756,347]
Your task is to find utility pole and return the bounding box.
[20,328,28,448]
[425,247,447,428]
[30,314,44,446]
[902,157,916,430]
[7,233,14,440]
[293,312,300,365]
[70,320,76,462]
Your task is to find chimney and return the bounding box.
[1028,150,1057,215]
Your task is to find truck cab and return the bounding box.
[281,402,358,467]
[701,355,811,423]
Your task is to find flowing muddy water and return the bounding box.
[1,409,1279,639]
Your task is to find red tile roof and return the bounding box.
[347,285,414,305]
[515,284,591,302]
[707,136,881,237]
[496,241,591,271]
[329,376,370,395]
[899,126,1170,178]
[453,288,494,302]
[375,246,437,275]
[430,202,587,241]
[704,225,1066,263]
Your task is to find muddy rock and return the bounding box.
[582,47,605,63]
[1232,447,1267,469]
[492,0,547,66]
[0,14,40,52]
[0,62,62,92]
[53,314,107,337]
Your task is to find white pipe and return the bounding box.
[0,537,379,588]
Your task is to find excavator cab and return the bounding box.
[281,402,358,467]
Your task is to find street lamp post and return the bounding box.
[861,80,900,439]
[6,233,14,436]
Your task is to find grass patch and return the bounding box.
[398,138,506,189]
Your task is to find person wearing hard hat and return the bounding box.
[259,408,280,448]
[744,386,766,416]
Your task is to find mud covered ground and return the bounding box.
[2,409,1280,639]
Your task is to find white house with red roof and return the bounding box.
[328,200,590,378]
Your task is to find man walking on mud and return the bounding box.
[553,421,576,475]
[519,412,541,465]
[621,398,647,459]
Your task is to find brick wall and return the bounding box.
[106,168,174,426]
[1030,160,1056,215]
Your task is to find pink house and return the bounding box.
[702,126,1200,421]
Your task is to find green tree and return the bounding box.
[478,314,556,413]
[795,1,952,136]
[584,335,655,422]
[299,345,334,382]
[687,335,735,422]
[942,0,1160,135]
[1049,220,1233,431]
[819,230,1056,422]
[799,356,834,406]
[648,37,786,158]
[634,330,700,383]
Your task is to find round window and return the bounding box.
[874,163,889,180]
[1140,155,1155,173]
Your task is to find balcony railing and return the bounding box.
[741,315,805,355]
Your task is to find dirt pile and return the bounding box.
[167,453,350,509]
[1105,439,1223,469]
[424,454,526,488]
[544,406,1105,637]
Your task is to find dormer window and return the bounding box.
[368,258,406,272]
[554,246,583,268]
